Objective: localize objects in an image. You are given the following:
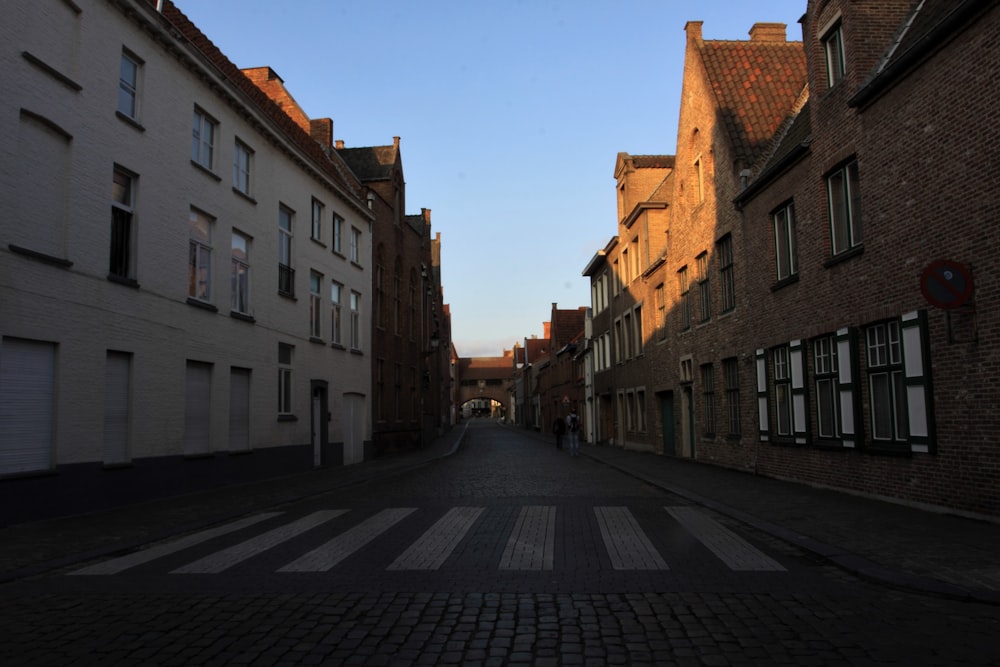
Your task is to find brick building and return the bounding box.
[0,0,447,523]
[586,0,1000,516]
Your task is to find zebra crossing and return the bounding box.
[68,505,786,577]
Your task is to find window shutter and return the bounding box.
[900,310,934,453]
[755,348,769,441]
[835,327,860,448]
[789,339,808,444]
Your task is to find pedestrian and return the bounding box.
[552,414,566,449]
[567,408,580,456]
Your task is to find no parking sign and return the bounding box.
[920,260,973,309]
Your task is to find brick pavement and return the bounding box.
[2,419,999,609]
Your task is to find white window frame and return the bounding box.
[350,226,361,264]
[814,334,840,439]
[332,213,343,254]
[309,271,323,339]
[773,202,798,280]
[231,230,250,315]
[867,321,907,443]
[822,22,846,87]
[350,291,362,350]
[331,281,343,346]
[827,160,862,255]
[697,252,711,322]
[188,208,212,302]
[234,139,253,195]
[110,166,136,280]
[278,205,294,296]
[118,50,140,119]
[192,107,216,170]
[311,198,324,242]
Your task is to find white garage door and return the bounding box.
[0,338,56,474]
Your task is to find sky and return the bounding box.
[179,0,806,358]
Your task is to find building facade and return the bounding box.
[584,1,1000,517]
[0,0,417,523]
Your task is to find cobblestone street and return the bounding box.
[3,421,999,665]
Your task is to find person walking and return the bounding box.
[552,414,566,449]
[567,408,580,456]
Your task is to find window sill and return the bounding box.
[332,250,346,259]
[770,274,799,292]
[278,290,296,301]
[310,238,327,249]
[9,244,73,268]
[824,244,864,268]
[866,442,913,457]
[309,336,325,345]
[232,187,257,205]
[115,110,145,132]
[351,261,364,271]
[186,297,218,312]
[190,159,221,181]
[331,342,346,350]
[107,274,140,288]
[350,348,364,356]
[230,311,255,323]
[278,414,298,422]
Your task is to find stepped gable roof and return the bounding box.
[337,144,399,182]
[698,33,807,165]
[149,1,364,205]
[552,307,586,350]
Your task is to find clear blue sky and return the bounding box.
[179,0,805,357]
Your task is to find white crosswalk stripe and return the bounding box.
[499,506,556,570]
[666,506,786,571]
[172,510,347,574]
[70,512,283,576]
[387,506,484,571]
[595,506,669,570]
[65,505,788,577]
[279,508,416,572]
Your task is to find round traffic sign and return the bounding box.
[920,260,973,309]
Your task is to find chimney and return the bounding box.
[749,23,787,42]
[335,139,345,149]
[310,118,333,150]
[543,321,552,339]
[685,21,703,44]
[393,136,400,149]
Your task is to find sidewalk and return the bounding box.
[578,440,1000,605]
[0,424,467,583]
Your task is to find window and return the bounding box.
[623,312,633,360]
[332,213,343,254]
[278,343,293,415]
[697,252,711,322]
[188,209,212,301]
[309,271,323,339]
[773,346,793,437]
[118,51,140,119]
[350,291,362,350]
[773,202,798,280]
[655,283,666,341]
[330,282,343,346]
[867,321,906,443]
[694,156,704,203]
[634,305,643,357]
[814,335,839,439]
[231,230,250,315]
[375,261,385,329]
[233,139,253,195]
[409,279,417,342]
[350,226,361,264]
[311,198,324,242]
[827,160,862,255]
[192,108,216,169]
[717,235,735,312]
[110,167,136,280]
[701,363,716,436]
[636,388,646,433]
[723,357,740,436]
[278,206,294,296]
[823,22,846,87]
[678,266,691,331]
[393,268,402,335]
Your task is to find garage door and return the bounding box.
[0,337,56,474]
[184,361,212,456]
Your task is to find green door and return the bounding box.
[660,392,675,456]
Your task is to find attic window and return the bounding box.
[822,21,846,87]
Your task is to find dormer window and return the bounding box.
[822,21,846,87]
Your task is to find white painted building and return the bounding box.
[0,0,373,521]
